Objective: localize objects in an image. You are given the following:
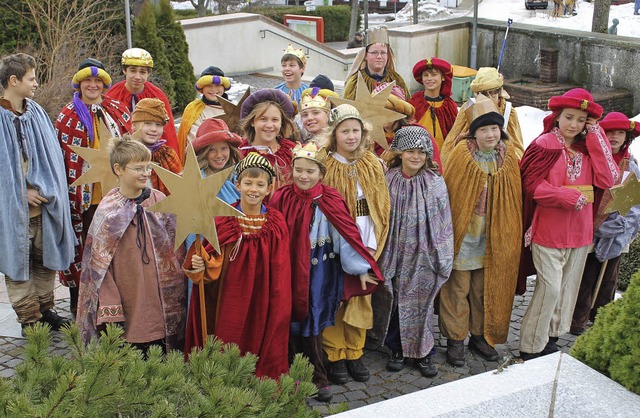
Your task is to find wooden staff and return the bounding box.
[590,259,609,310]
[195,234,207,344]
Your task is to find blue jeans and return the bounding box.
[636,0,640,14]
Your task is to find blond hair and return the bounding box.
[110,135,151,174]
[316,119,373,161]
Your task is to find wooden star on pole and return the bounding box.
[147,142,242,253]
[604,171,640,216]
[330,73,405,150]
[69,125,119,193]
[215,87,251,135]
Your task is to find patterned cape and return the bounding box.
[56,96,131,285]
[77,188,186,350]
[371,167,454,358]
[443,139,522,346]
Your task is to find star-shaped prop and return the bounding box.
[604,171,640,216]
[148,142,242,253]
[69,124,119,193]
[215,87,251,135]
[330,73,405,150]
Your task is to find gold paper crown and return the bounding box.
[464,94,499,126]
[365,27,389,47]
[283,44,308,66]
[292,142,326,167]
[300,88,339,111]
[121,48,154,68]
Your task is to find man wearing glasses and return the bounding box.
[342,27,410,100]
[441,67,524,163]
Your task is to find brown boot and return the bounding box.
[468,335,499,361]
[446,339,465,367]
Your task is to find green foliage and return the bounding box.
[248,5,360,42]
[174,9,201,19]
[0,323,317,416]
[156,0,197,113]
[0,3,38,55]
[133,0,176,109]
[571,268,640,395]
[617,237,640,291]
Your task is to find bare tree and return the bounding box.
[592,0,612,33]
[189,0,212,17]
[349,0,359,41]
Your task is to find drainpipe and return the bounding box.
[364,0,369,32]
[470,0,478,69]
[125,0,132,49]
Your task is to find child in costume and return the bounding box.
[409,57,458,150]
[56,58,132,314]
[77,139,187,355]
[177,66,231,158]
[239,89,299,190]
[518,88,619,360]
[439,95,522,367]
[316,104,390,384]
[372,125,454,378]
[298,75,338,144]
[269,142,383,401]
[1,53,75,334]
[571,112,640,335]
[275,44,309,107]
[131,98,183,196]
[105,48,179,158]
[183,153,292,380]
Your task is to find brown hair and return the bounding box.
[292,157,327,177]
[386,150,439,174]
[110,135,151,175]
[0,53,36,88]
[317,119,373,160]
[196,142,242,174]
[240,101,298,143]
[237,167,273,184]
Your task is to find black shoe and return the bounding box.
[20,322,38,337]
[39,310,71,331]
[570,327,585,336]
[346,357,370,382]
[446,339,465,367]
[386,350,404,372]
[468,335,499,362]
[315,386,333,402]
[415,355,438,378]
[520,351,541,361]
[327,360,349,384]
[541,337,559,355]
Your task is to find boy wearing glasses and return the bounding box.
[441,67,524,163]
[77,138,187,355]
[131,98,183,196]
[343,27,410,100]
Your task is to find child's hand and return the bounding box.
[586,117,599,127]
[359,273,379,290]
[191,255,204,270]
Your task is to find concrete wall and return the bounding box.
[475,19,640,113]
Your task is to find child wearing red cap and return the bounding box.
[518,88,620,360]
[571,112,640,335]
[408,57,458,150]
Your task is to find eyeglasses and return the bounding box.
[367,50,388,57]
[481,88,502,97]
[125,165,153,174]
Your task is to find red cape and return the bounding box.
[105,80,179,156]
[269,182,384,322]
[409,92,458,140]
[184,208,292,380]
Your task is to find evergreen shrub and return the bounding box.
[0,323,318,416]
[248,5,359,42]
[617,237,640,291]
[571,268,640,395]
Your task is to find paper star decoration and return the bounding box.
[69,124,119,193]
[604,171,640,216]
[330,73,405,150]
[215,87,251,135]
[148,142,242,253]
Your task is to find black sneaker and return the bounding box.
[346,357,370,382]
[541,337,559,355]
[468,335,499,362]
[386,350,404,372]
[315,386,333,402]
[520,351,541,361]
[446,339,466,367]
[39,310,71,331]
[415,355,438,378]
[327,360,349,384]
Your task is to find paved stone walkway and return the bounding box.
[0,277,578,416]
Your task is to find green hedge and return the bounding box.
[617,237,640,291]
[248,5,360,42]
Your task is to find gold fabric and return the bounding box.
[442,140,522,345]
[343,69,410,102]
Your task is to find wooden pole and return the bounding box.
[590,259,609,310]
[195,234,208,344]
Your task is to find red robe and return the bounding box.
[239,138,296,190]
[409,92,458,141]
[56,97,132,285]
[269,182,384,322]
[105,80,179,155]
[184,208,292,380]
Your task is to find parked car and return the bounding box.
[525,0,549,9]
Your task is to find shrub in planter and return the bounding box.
[618,237,640,291]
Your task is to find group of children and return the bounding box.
[1,35,638,406]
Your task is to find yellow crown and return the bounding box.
[292,142,326,167]
[283,44,308,66]
[464,93,499,126]
[300,88,339,111]
[365,27,389,47]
